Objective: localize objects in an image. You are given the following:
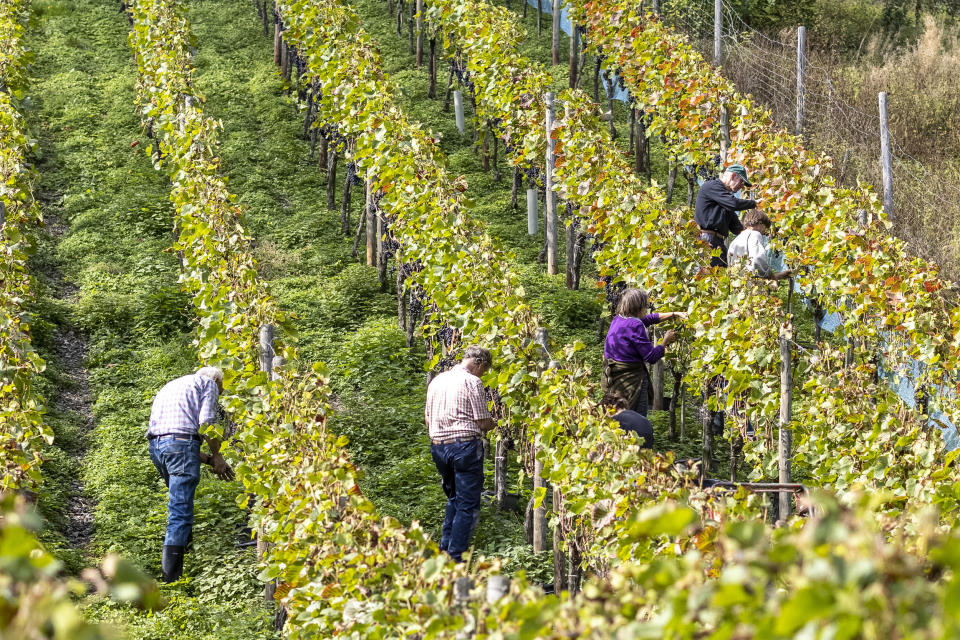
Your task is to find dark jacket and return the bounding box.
[694,179,755,238]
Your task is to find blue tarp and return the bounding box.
[524,0,631,101]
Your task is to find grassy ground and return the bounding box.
[20,0,822,635]
[28,0,273,636]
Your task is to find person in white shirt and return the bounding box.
[727,210,795,280]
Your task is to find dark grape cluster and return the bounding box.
[345,162,364,186]
[409,288,425,319]
[693,154,722,182]
[525,166,542,189]
[399,259,424,280]
[452,58,475,93]
[318,123,347,148]
[437,325,454,347]
[604,276,626,307]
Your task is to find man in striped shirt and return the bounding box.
[425,346,494,562]
[147,366,234,582]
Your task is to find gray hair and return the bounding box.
[462,345,492,368]
[195,366,224,385]
[616,287,650,318]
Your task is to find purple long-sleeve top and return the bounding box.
[603,314,664,364]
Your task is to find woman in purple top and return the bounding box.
[602,287,686,415]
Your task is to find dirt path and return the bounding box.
[42,211,97,551]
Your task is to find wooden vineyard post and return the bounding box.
[565,204,578,289]
[494,435,509,509]
[258,325,276,604]
[427,38,437,98]
[879,91,895,221]
[377,206,388,290]
[713,0,722,67]
[532,328,550,554]
[701,383,714,475]
[532,455,547,553]
[301,87,314,141]
[408,0,415,55]
[545,92,557,275]
[273,4,281,64]
[552,486,566,593]
[340,156,353,234]
[719,102,730,164]
[651,335,664,410]
[796,26,806,136]
[668,368,681,439]
[326,147,338,211]
[537,0,542,36]
[680,385,686,439]
[366,176,375,267]
[317,134,327,173]
[567,537,581,595]
[593,56,600,103]
[778,328,793,519]
[568,23,579,88]
[551,0,560,65]
[415,0,424,67]
[443,60,454,111]
[491,126,501,182]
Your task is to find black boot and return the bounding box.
[161,545,185,583]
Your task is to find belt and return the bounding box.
[431,435,481,446]
[147,433,202,442]
[698,228,726,241]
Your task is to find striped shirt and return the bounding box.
[425,365,491,441]
[147,374,220,437]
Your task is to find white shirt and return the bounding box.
[147,374,219,436]
[727,228,772,278]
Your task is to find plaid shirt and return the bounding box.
[147,374,220,437]
[425,365,491,440]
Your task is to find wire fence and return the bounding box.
[661,0,960,278]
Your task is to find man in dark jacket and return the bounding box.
[694,164,759,267]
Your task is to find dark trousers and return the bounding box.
[430,438,484,562]
[148,435,201,547]
[700,232,728,267]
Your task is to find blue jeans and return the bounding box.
[148,435,201,547]
[431,438,484,562]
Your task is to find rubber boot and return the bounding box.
[161,545,185,583]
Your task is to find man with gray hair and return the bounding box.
[424,346,494,562]
[694,164,761,267]
[147,366,234,582]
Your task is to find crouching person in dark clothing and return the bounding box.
[602,395,654,449]
[147,366,234,582]
[425,346,494,562]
